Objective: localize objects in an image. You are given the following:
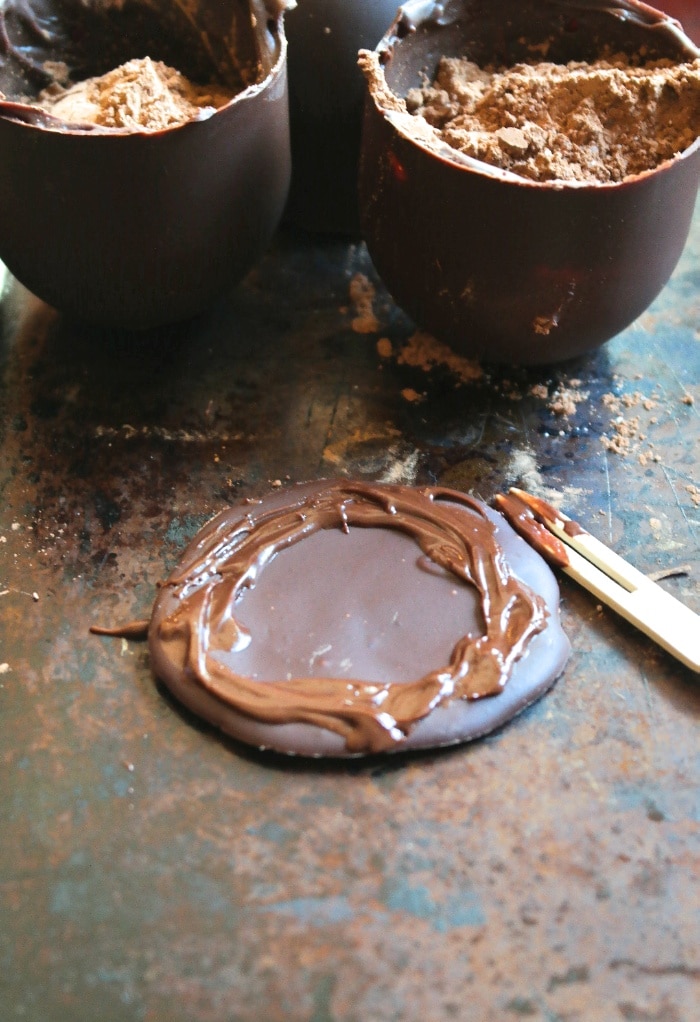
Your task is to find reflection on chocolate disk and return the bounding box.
[147,481,571,757]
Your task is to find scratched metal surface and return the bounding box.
[1,198,700,1022]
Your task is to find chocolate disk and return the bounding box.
[148,481,570,756]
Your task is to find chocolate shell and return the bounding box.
[147,481,571,757]
[0,0,292,328]
[661,2,700,44]
[284,0,398,235]
[358,0,700,365]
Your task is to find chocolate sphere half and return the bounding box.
[358,0,700,364]
[285,0,399,235]
[0,0,292,328]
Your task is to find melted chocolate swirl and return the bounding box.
[152,481,550,754]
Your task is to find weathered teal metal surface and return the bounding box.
[1,212,699,1020]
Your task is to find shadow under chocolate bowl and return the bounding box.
[358,0,700,365]
[0,0,291,328]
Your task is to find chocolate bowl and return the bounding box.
[0,0,292,328]
[358,0,700,365]
[660,2,700,44]
[284,0,399,235]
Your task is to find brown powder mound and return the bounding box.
[37,56,234,130]
[405,56,700,183]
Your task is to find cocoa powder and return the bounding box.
[405,56,700,183]
[37,56,234,130]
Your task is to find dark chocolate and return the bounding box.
[0,0,292,327]
[147,481,570,756]
[494,492,571,569]
[358,0,700,364]
[284,0,398,234]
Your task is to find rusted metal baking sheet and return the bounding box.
[1,213,699,1020]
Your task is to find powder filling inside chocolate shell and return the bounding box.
[147,481,571,757]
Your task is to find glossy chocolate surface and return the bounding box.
[358,0,700,364]
[0,0,292,327]
[494,492,572,569]
[284,0,397,235]
[147,481,570,757]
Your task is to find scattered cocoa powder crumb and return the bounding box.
[528,378,589,415]
[405,56,700,183]
[401,388,425,403]
[395,330,483,384]
[348,274,380,334]
[502,384,524,401]
[37,56,234,130]
[686,484,700,507]
[549,390,579,417]
[600,389,665,458]
[622,391,659,410]
[549,382,589,417]
[602,414,642,455]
